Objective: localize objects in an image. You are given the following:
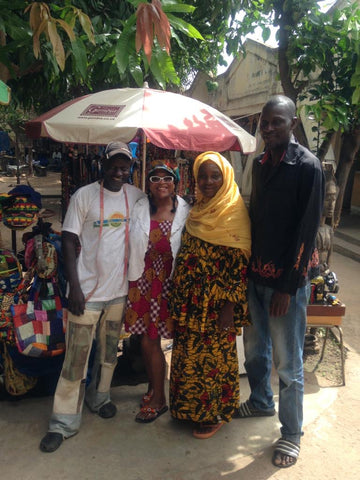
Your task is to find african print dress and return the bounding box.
[169,230,249,424]
[125,219,174,339]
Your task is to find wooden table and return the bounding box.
[306,303,346,385]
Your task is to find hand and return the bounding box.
[218,301,235,331]
[67,284,86,316]
[269,291,290,317]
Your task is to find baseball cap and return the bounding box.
[105,141,132,161]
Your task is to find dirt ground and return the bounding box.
[303,328,345,387]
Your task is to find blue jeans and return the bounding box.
[244,280,310,444]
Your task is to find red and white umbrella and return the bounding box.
[25,87,256,154]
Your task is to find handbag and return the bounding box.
[11,275,66,357]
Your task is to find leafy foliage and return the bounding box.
[135,0,171,63]
[293,5,360,136]
[1,0,220,111]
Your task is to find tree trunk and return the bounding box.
[318,131,335,162]
[334,130,360,228]
[277,9,309,149]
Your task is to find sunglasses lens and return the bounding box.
[149,176,174,183]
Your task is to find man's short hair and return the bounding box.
[263,95,296,118]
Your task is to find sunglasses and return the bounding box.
[149,175,174,183]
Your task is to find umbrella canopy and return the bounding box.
[25,87,256,154]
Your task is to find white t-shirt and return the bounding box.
[62,182,145,301]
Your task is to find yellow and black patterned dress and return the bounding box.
[169,230,250,424]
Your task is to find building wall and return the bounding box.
[187,39,282,119]
[216,41,281,118]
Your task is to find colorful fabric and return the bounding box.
[2,196,39,230]
[11,277,66,357]
[24,237,58,279]
[8,185,42,208]
[0,249,22,293]
[169,231,249,423]
[125,220,174,339]
[0,249,23,341]
[0,292,17,341]
[186,152,251,257]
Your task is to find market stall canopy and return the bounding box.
[25,87,256,154]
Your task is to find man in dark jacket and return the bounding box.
[237,95,325,468]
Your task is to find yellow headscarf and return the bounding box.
[186,151,251,258]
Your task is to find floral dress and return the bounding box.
[125,220,174,339]
[169,230,249,424]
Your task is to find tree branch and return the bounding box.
[318,131,335,162]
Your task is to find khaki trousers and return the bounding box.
[48,301,125,437]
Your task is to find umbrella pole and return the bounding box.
[141,133,147,191]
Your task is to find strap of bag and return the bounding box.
[122,186,130,283]
[84,181,104,302]
[85,183,129,301]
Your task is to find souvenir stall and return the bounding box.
[0,186,66,398]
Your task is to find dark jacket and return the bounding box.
[249,139,325,295]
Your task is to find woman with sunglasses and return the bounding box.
[169,152,251,439]
[125,164,190,422]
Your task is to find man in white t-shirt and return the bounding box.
[40,142,145,453]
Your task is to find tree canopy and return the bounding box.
[0,0,234,113]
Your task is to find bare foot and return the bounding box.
[272,451,297,468]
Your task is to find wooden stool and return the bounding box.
[306,304,346,386]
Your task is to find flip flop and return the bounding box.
[135,405,168,423]
[234,400,276,418]
[272,438,300,468]
[192,422,224,439]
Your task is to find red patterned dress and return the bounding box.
[125,220,174,339]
